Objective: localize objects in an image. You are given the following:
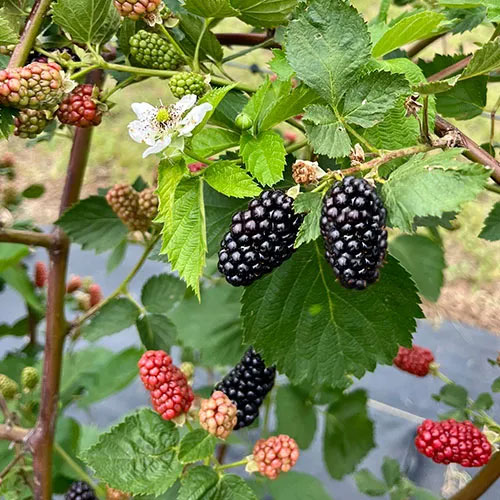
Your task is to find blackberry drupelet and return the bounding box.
[65,481,97,500]
[218,190,303,286]
[215,347,276,429]
[320,176,387,290]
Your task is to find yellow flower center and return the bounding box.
[156,108,171,123]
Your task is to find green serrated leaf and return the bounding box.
[373,11,447,58]
[106,238,127,273]
[269,49,295,81]
[81,409,182,496]
[413,75,460,95]
[343,71,409,128]
[81,298,140,341]
[141,274,186,314]
[178,466,219,500]
[178,429,217,464]
[324,390,375,479]
[294,191,323,248]
[117,18,136,56]
[472,392,493,411]
[136,313,177,352]
[0,10,18,44]
[242,244,422,385]
[195,85,237,134]
[303,104,351,158]
[240,130,286,186]
[389,235,445,302]
[51,0,120,45]
[184,0,239,18]
[354,469,388,496]
[56,196,128,254]
[381,150,489,231]
[204,161,262,198]
[276,385,317,449]
[191,128,240,158]
[0,243,29,272]
[479,202,500,241]
[232,0,298,28]
[438,384,468,409]
[178,13,224,62]
[157,159,186,234]
[268,471,332,499]
[461,39,500,79]
[160,177,207,296]
[285,0,371,104]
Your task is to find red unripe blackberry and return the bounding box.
[188,161,206,173]
[218,190,303,286]
[199,390,238,439]
[415,419,492,467]
[215,347,276,429]
[114,0,162,20]
[138,350,194,420]
[65,481,97,499]
[252,434,299,479]
[0,62,63,109]
[320,176,387,290]
[88,283,102,307]
[34,261,47,288]
[57,84,103,128]
[66,275,83,293]
[394,345,435,377]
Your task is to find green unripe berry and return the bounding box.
[21,367,39,391]
[168,72,207,99]
[0,374,19,400]
[129,30,183,71]
[235,113,253,131]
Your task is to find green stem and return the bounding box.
[185,420,194,432]
[102,62,258,93]
[215,458,249,472]
[222,39,276,63]
[102,75,141,101]
[184,150,215,165]
[344,121,380,155]
[157,24,191,68]
[73,233,160,329]
[286,139,308,154]
[194,18,212,73]
[70,65,101,81]
[54,443,106,498]
[124,291,146,314]
[486,183,500,195]
[286,118,306,133]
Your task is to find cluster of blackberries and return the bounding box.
[218,190,303,286]
[65,481,97,500]
[215,347,275,429]
[320,176,387,290]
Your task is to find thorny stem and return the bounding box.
[215,458,249,472]
[72,233,161,330]
[427,56,472,82]
[8,0,54,68]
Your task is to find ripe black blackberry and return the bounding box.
[215,347,276,429]
[65,481,97,500]
[218,190,303,286]
[320,176,387,290]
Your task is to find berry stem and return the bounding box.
[222,39,277,64]
[215,458,249,472]
[286,139,309,154]
[0,228,54,248]
[70,64,101,81]
[193,18,213,73]
[0,423,29,442]
[185,420,194,432]
[367,398,425,424]
[486,184,500,195]
[157,24,192,68]
[8,0,54,68]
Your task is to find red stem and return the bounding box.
[28,70,102,500]
[0,229,54,248]
[215,32,280,48]
[427,56,472,82]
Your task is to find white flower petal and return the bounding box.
[131,102,157,120]
[179,103,213,136]
[128,120,148,143]
[142,135,172,158]
[174,94,197,115]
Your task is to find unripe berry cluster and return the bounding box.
[57,84,103,128]
[199,391,238,440]
[252,434,300,480]
[393,345,435,377]
[114,0,162,20]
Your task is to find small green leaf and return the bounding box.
[184,0,239,18]
[141,274,186,314]
[191,128,240,158]
[413,75,460,95]
[56,196,128,254]
[389,235,445,302]
[0,243,29,272]
[269,49,295,81]
[343,71,410,128]
[81,298,140,341]
[303,104,351,158]
[178,429,217,464]
[204,161,262,198]
[492,377,500,393]
[381,150,489,232]
[381,457,400,488]
[0,265,42,313]
[285,0,371,104]
[81,409,182,496]
[354,470,388,496]
[294,191,323,248]
[232,0,298,28]
[372,12,447,58]
[276,385,317,449]
[461,39,500,79]
[324,390,375,479]
[268,471,332,500]
[21,184,45,199]
[136,313,177,352]
[472,392,493,411]
[52,0,120,45]
[240,130,286,186]
[479,202,500,241]
[195,85,237,134]
[106,239,127,273]
[438,384,468,409]
[160,178,207,297]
